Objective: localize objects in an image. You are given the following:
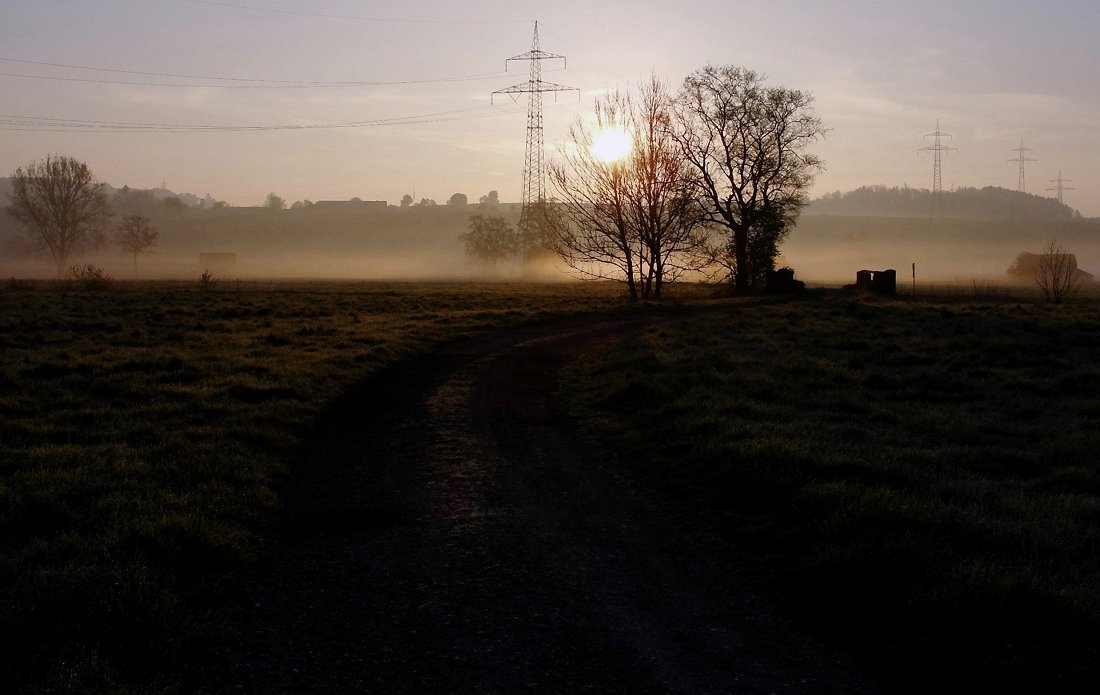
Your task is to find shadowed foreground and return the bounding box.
[239,317,876,693]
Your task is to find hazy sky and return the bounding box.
[2,0,1097,215]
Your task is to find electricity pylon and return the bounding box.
[492,22,576,254]
[1047,170,1074,205]
[919,120,957,218]
[1009,141,1036,193]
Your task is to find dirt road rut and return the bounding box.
[240,317,877,693]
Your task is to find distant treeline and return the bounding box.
[807,185,1079,220]
[0,185,525,278]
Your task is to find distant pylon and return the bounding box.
[919,120,957,218]
[1009,141,1037,193]
[492,22,577,254]
[1047,170,1074,205]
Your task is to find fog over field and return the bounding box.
[3,188,1096,286]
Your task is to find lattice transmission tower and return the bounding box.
[919,120,957,218]
[1047,170,1074,205]
[1009,140,1037,193]
[492,22,576,252]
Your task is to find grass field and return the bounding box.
[0,280,626,693]
[3,279,1099,692]
[563,291,1100,692]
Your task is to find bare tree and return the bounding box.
[263,193,286,210]
[115,215,158,277]
[7,155,113,277]
[460,215,518,272]
[548,76,702,300]
[1036,238,1081,303]
[673,65,826,293]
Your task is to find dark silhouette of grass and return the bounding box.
[563,292,1100,692]
[0,280,627,693]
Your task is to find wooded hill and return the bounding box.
[807,185,1080,220]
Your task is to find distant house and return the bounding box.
[313,199,387,211]
[1007,252,1094,283]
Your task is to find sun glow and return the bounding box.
[590,127,633,163]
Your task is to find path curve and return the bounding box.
[239,316,878,693]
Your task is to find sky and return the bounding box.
[1,0,1098,215]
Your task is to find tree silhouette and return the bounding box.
[460,215,518,272]
[263,193,286,210]
[549,76,701,300]
[8,155,112,277]
[1036,239,1081,304]
[114,214,158,277]
[673,65,826,293]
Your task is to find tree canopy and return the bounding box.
[114,214,158,277]
[263,193,286,210]
[549,76,702,300]
[8,155,113,277]
[460,215,518,271]
[672,65,826,292]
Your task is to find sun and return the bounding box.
[590,127,633,163]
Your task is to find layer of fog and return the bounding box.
[2,210,1098,288]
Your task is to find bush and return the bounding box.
[66,264,113,291]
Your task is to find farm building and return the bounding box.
[1007,252,1094,284]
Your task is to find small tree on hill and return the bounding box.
[263,193,286,210]
[8,155,113,277]
[115,214,158,277]
[400,193,413,207]
[448,193,468,206]
[460,215,518,272]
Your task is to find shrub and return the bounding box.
[66,264,113,291]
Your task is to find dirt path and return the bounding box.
[239,316,878,693]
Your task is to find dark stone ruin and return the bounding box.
[847,269,897,295]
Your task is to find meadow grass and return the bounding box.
[0,279,630,693]
[564,291,1100,692]
[6,278,1099,692]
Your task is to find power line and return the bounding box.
[1008,140,1037,193]
[0,59,509,89]
[0,104,524,134]
[492,21,576,253]
[1047,170,1073,203]
[182,0,531,25]
[918,119,957,219]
